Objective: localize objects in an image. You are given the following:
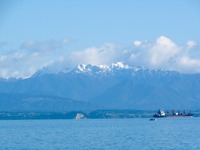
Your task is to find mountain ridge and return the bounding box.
[32,62,179,77]
[0,62,200,111]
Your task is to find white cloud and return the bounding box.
[186,40,197,49]
[149,36,180,67]
[69,43,119,66]
[0,36,200,78]
[0,38,71,78]
[177,56,200,73]
[133,40,142,46]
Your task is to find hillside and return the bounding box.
[0,62,200,111]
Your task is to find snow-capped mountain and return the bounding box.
[0,62,200,111]
[72,62,135,76]
[34,62,178,78]
[79,62,177,78]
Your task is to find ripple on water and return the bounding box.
[0,118,200,150]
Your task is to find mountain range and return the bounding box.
[0,62,200,111]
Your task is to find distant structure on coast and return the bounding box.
[75,113,85,119]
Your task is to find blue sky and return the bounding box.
[0,0,200,78]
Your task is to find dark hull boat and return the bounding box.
[149,118,157,121]
[153,109,193,118]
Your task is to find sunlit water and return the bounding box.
[0,118,200,150]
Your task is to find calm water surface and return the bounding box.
[0,118,200,150]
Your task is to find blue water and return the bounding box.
[0,118,200,150]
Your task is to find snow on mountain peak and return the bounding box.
[75,64,100,73]
[77,64,87,72]
[32,62,179,78]
[74,62,140,74]
[99,65,109,69]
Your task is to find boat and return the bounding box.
[153,109,193,118]
[149,118,156,121]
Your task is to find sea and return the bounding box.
[0,118,200,150]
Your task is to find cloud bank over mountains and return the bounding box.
[0,36,199,78]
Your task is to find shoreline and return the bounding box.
[0,110,199,120]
